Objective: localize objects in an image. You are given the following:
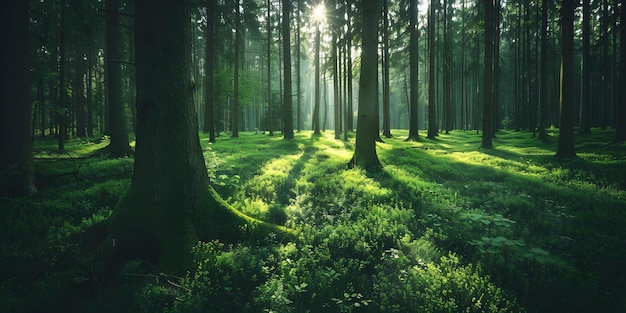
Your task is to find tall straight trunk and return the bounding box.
[282,0,294,139]
[461,0,466,130]
[614,0,626,142]
[555,0,576,158]
[313,26,321,135]
[492,0,501,136]
[128,5,137,133]
[232,0,241,138]
[427,0,438,139]
[538,0,549,141]
[481,0,494,149]
[0,0,35,195]
[333,0,341,139]
[75,50,86,138]
[407,0,419,140]
[87,46,94,137]
[382,0,392,138]
[204,1,216,142]
[346,0,354,131]
[296,0,302,132]
[351,0,381,170]
[58,0,67,152]
[267,0,274,136]
[443,0,451,134]
[106,0,130,157]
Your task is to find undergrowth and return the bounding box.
[1,129,624,312]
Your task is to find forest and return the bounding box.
[0,0,625,312]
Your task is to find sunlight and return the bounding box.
[312,3,326,24]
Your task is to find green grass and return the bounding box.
[2,129,625,312]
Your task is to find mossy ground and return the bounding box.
[1,129,624,312]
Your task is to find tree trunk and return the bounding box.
[350,0,381,170]
[58,0,67,152]
[296,0,302,132]
[204,1,216,142]
[313,25,321,135]
[538,0,549,141]
[555,0,576,158]
[232,0,241,138]
[0,0,35,195]
[75,50,87,138]
[407,0,419,140]
[580,0,591,134]
[382,0,392,138]
[106,0,288,273]
[282,0,294,139]
[105,0,130,157]
[267,0,274,136]
[614,0,626,142]
[427,0,438,139]
[346,0,354,132]
[481,0,494,149]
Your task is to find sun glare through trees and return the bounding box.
[1,0,625,312]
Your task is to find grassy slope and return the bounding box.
[1,130,624,312]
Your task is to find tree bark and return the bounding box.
[204,1,216,142]
[106,0,289,273]
[313,25,321,135]
[282,0,294,139]
[580,0,591,134]
[407,0,419,140]
[555,0,576,158]
[105,0,130,157]
[350,0,381,170]
[0,0,35,195]
[538,0,549,141]
[382,0,392,138]
[481,0,494,149]
[614,0,626,142]
[232,0,241,138]
[427,0,438,139]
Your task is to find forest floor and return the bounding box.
[1,129,625,312]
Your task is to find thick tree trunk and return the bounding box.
[107,0,289,273]
[555,0,576,158]
[0,0,35,195]
[407,0,419,140]
[283,0,294,140]
[351,0,381,170]
[105,0,130,157]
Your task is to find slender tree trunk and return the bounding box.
[204,1,216,142]
[382,0,392,138]
[267,0,274,136]
[427,0,438,139]
[0,0,35,195]
[58,0,67,152]
[282,0,294,139]
[232,0,241,138]
[538,0,549,141]
[333,0,341,140]
[407,0,419,140]
[351,0,381,170]
[87,46,94,137]
[296,0,302,132]
[555,0,576,158]
[481,0,494,149]
[106,0,130,157]
[346,0,354,131]
[313,26,321,135]
[614,0,626,142]
[75,50,87,138]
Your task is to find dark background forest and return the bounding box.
[1,0,625,312]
